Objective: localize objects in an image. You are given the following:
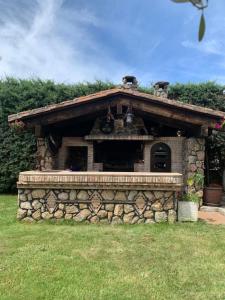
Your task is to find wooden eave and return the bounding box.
[8,88,225,129]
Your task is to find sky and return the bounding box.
[0,0,225,86]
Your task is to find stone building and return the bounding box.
[8,76,225,223]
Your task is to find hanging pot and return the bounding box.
[100,119,114,134]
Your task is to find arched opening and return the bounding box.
[151,143,171,172]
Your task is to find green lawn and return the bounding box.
[1,195,225,300]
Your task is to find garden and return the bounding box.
[1,80,225,299]
[1,195,225,300]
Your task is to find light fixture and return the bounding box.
[125,106,134,124]
[177,130,182,137]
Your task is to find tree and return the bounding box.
[171,0,208,41]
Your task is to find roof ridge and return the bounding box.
[8,87,225,123]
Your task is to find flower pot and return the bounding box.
[178,201,198,222]
[203,184,223,206]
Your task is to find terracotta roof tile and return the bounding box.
[8,87,225,123]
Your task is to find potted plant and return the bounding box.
[178,173,204,222]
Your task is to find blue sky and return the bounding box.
[0,0,225,86]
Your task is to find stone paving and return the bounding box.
[199,207,225,225]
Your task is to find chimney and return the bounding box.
[122,75,138,90]
[153,81,169,98]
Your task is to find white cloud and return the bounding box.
[182,39,225,56]
[0,0,130,83]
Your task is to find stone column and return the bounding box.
[36,138,55,171]
[184,138,205,203]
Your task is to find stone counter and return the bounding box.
[17,171,183,224]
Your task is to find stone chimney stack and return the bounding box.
[122,75,138,90]
[153,81,169,98]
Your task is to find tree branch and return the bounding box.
[189,0,208,10]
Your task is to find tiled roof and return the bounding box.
[8,87,225,123]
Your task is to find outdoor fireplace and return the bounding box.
[8,76,225,223]
[151,143,171,172]
[94,141,143,172]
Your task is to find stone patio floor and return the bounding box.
[199,206,225,225]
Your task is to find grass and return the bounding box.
[1,195,225,300]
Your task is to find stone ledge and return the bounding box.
[84,135,154,141]
[17,184,182,191]
[18,171,183,189]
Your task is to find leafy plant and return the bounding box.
[187,173,204,188]
[171,0,208,41]
[181,173,204,203]
[181,193,200,203]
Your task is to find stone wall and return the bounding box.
[17,188,177,224]
[184,138,205,202]
[36,138,55,170]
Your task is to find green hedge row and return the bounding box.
[0,78,225,192]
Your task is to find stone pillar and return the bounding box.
[36,138,55,171]
[184,138,205,203]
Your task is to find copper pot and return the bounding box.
[203,184,223,206]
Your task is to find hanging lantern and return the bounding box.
[125,106,134,125]
[126,112,133,124]
[176,130,182,137]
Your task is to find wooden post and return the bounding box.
[34,125,43,137]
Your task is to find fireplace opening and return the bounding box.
[65,146,88,171]
[94,141,143,172]
[151,142,171,172]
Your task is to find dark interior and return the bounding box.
[94,141,143,172]
[66,146,88,171]
[151,143,171,172]
[47,106,200,138]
